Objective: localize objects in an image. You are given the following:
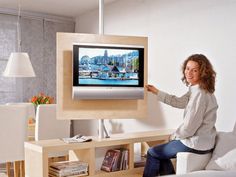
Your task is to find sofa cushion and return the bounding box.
[205,131,236,170]
[215,148,236,170]
[176,152,212,174]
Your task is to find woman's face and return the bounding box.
[184,60,200,85]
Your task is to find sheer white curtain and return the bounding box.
[0,14,18,103]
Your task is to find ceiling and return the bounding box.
[0,0,117,18]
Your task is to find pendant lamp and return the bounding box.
[3,0,35,77]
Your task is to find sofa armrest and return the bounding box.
[176,152,212,174]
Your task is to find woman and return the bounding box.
[143,54,218,177]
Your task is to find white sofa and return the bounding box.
[167,123,236,177]
[169,170,236,177]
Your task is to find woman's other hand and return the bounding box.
[146,85,159,95]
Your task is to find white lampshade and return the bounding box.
[3,52,36,77]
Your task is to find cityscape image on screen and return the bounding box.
[77,46,141,86]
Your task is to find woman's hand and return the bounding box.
[146,85,159,95]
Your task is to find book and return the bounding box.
[49,171,88,177]
[114,148,128,171]
[101,148,129,172]
[62,134,92,144]
[50,160,88,170]
[49,167,88,176]
[100,149,121,172]
[49,161,88,177]
[121,149,129,170]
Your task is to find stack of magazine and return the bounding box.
[101,148,129,172]
[62,134,92,144]
[49,161,88,177]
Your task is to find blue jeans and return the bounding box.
[143,140,212,177]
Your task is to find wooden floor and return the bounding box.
[109,175,141,177]
[1,154,146,177]
[1,163,143,177]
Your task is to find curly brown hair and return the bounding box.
[181,54,216,93]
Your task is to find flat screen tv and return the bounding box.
[72,43,144,100]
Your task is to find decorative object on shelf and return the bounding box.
[29,93,54,106]
[3,0,35,78]
[101,148,129,172]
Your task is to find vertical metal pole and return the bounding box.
[98,119,104,139]
[99,0,104,35]
[98,0,105,139]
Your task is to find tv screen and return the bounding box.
[73,43,144,88]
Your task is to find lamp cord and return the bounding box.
[17,0,21,52]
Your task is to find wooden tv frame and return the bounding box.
[56,33,148,120]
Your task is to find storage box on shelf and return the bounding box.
[24,129,174,177]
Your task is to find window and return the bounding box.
[0,13,75,104]
[0,15,18,104]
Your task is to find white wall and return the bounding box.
[74,0,236,135]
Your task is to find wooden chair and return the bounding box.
[0,105,28,177]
